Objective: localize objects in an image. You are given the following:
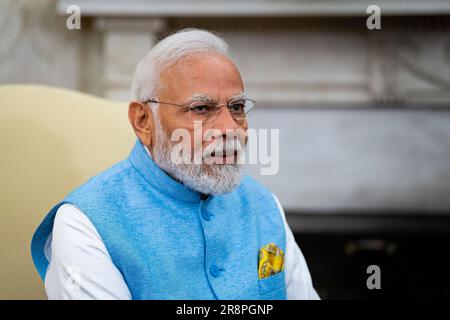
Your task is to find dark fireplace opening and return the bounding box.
[290,212,450,299]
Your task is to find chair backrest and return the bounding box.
[0,85,135,299]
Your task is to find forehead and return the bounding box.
[159,53,244,101]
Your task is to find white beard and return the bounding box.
[151,112,244,195]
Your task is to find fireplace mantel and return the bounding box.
[56,0,450,17]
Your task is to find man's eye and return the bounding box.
[190,105,212,114]
[229,103,245,113]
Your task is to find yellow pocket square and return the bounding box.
[258,242,285,279]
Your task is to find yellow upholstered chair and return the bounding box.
[0,85,135,299]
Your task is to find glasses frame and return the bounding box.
[143,97,256,124]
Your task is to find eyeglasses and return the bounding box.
[144,97,255,124]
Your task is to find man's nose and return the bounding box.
[212,106,240,133]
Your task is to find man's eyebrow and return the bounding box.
[184,93,214,104]
[229,92,246,100]
[183,92,247,104]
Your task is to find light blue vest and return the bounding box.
[31,139,286,300]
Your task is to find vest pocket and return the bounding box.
[258,270,286,296]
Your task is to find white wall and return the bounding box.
[245,109,450,212]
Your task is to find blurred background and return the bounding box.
[0,0,449,299]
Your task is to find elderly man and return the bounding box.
[31,28,319,300]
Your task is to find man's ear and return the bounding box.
[128,101,154,148]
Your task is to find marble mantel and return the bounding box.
[56,0,450,17]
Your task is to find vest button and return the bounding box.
[210,265,224,277]
[202,210,213,221]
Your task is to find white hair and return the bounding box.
[131,28,229,102]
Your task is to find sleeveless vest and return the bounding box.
[31,139,286,299]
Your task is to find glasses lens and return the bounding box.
[229,99,254,121]
[188,101,218,123]
[188,99,255,124]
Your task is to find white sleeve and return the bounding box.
[272,193,320,300]
[44,204,132,300]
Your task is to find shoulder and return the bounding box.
[236,175,273,197]
[232,175,281,211]
[233,175,285,226]
[65,159,135,200]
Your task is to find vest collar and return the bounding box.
[128,138,203,203]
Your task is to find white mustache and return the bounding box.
[202,138,243,158]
